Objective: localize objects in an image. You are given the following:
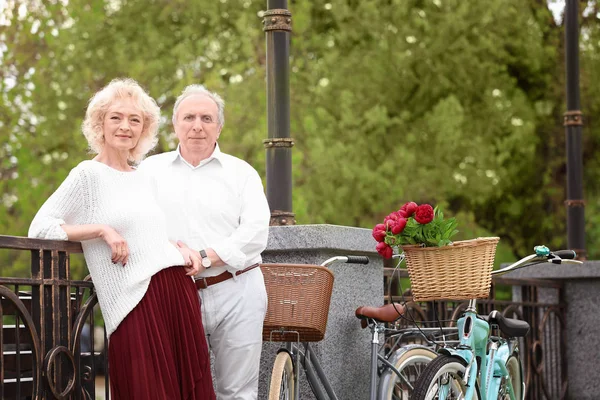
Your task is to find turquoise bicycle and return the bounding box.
[411,246,582,400]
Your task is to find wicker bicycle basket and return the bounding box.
[402,237,500,301]
[261,263,334,342]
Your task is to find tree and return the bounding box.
[290,0,565,257]
[1,0,598,277]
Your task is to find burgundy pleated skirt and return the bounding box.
[108,266,215,400]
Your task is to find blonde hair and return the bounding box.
[82,78,160,162]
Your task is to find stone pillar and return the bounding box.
[505,261,600,399]
[258,224,381,400]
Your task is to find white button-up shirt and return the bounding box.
[138,144,271,278]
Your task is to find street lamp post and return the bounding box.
[263,0,295,226]
[564,0,586,258]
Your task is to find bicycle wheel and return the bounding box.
[411,355,481,400]
[499,354,523,400]
[379,346,437,400]
[269,351,295,400]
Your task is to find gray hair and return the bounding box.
[172,84,225,127]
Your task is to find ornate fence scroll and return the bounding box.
[0,235,108,400]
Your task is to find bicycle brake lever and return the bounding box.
[562,259,584,265]
[548,256,583,265]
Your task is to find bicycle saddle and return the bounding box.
[355,303,406,329]
[485,310,530,338]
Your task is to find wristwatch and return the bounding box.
[199,249,212,269]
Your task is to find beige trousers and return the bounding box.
[199,268,268,400]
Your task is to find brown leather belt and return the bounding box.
[194,263,260,290]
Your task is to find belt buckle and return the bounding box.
[196,277,208,289]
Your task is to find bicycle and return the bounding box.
[410,246,582,400]
[262,255,455,400]
[374,323,458,399]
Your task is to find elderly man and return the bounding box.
[139,85,270,400]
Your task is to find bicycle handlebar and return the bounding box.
[491,247,582,276]
[553,249,577,260]
[346,255,370,264]
[320,255,370,267]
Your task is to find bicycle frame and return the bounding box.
[279,322,434,400]
[437,299,517,400]
[280,340,338,400]
[377,325,458,392]
[267,254,437,400]
[426,247,583,400]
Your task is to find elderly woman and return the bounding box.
[29,78,216,400]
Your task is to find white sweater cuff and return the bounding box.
[29,219,69,241]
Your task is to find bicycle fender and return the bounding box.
[438,349,481,398]
[275,347,295,369]
[438,347,473,364]
[276,347,294,358]
[386,344,433,366]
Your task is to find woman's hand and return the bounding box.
[177,246,202,276]
[100,226,129,266]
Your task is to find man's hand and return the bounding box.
[176,240,225,268]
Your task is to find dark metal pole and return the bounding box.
[263,0,295,226]
[564,0,586,258]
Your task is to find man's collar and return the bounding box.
[173,143,224,167]
[210,144,224,162]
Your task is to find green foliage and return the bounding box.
[0,0,598,279]
[392,207,458,247]
[294,0,549,236]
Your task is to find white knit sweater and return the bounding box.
[28,160,185,338]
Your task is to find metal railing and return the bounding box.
[0,235,108,400]
[384,268,566,400]
[0,233,566,400]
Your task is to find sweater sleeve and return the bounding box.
[28,166,88,240]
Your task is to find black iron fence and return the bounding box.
[384,268,567,400]
[0,235,108,400]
